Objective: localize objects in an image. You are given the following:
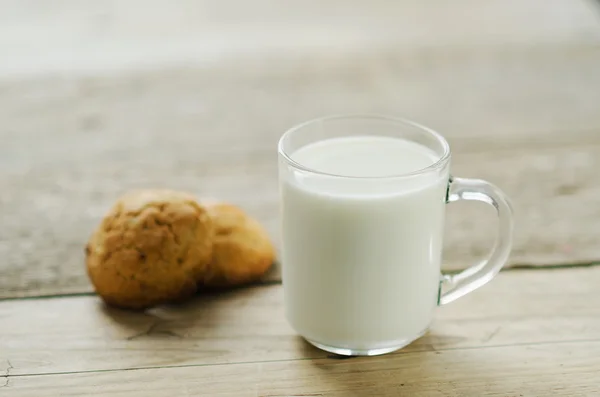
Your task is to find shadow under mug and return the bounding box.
[278,115,514,356]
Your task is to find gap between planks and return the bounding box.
[2,337,600,382]
[1,267,599,381]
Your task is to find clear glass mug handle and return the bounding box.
[439,176,514,305]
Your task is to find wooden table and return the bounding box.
[2,1,600,395]
[1,267,599,396]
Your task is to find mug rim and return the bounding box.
[278,114,451,180]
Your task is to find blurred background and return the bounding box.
[2,0,600,298]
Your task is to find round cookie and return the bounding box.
[86,189,214,309]
[200,203,275,288]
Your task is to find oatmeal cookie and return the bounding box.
[200,203,275,288]
[86,189,214,309]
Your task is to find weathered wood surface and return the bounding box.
[2,0,600,298]
[1,268,599,376]
[2,1,600,396]
[2,267,599,395]
[3,47,600,298]
[7,343,599,396]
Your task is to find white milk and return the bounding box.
[280,136,449,351]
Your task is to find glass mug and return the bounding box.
[278,115,513,356]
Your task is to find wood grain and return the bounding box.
[2,267,599,396]
[1,268,599,378]
[6,342,600,396]
[2,46,600,297]
[2,2,599,395]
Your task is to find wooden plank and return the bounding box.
[0,0,599,76]
[259,343,600,397]
[5,332,600,396]
[2,45,600,297]
[1,268,599,379]
[2,132,600,296]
